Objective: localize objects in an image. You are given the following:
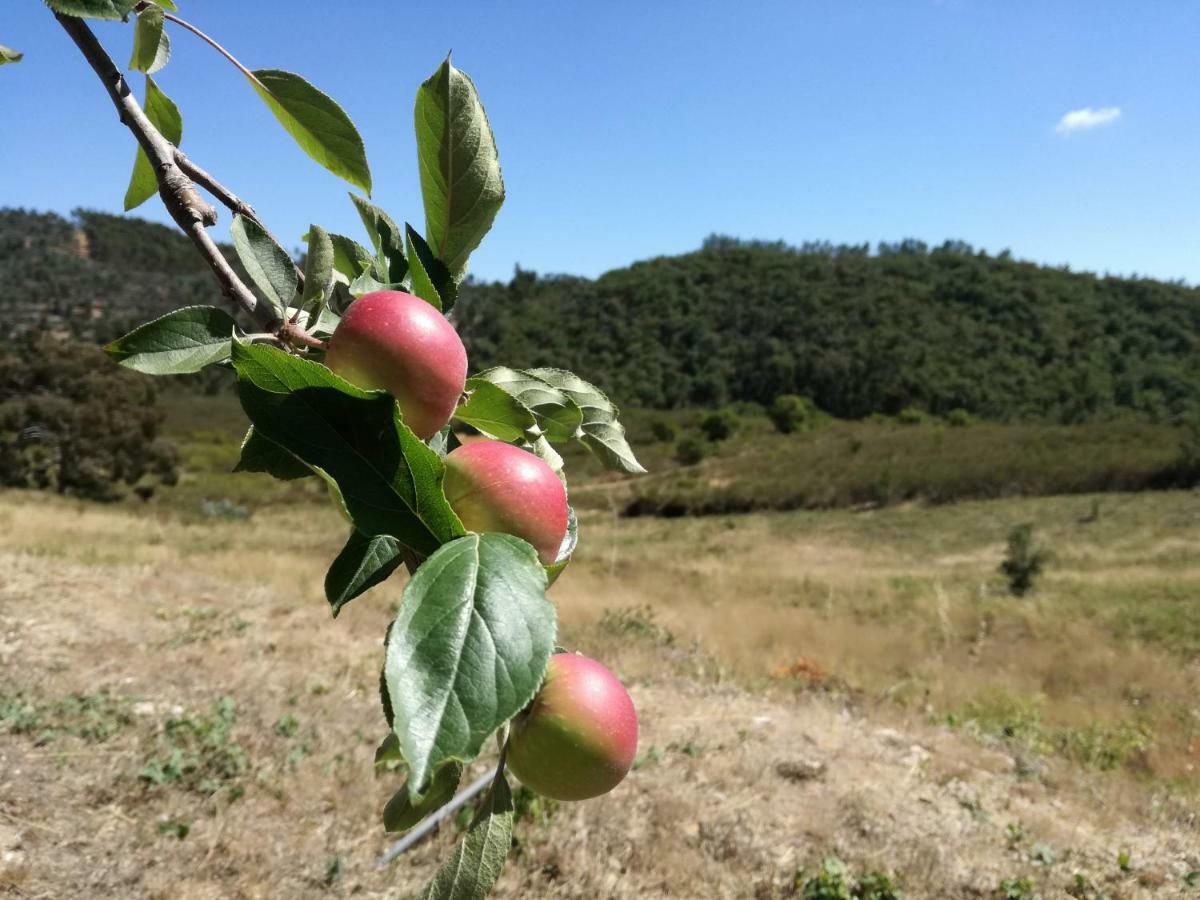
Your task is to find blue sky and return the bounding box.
[3,2,1198,284]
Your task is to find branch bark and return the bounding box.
[54,12,319,347]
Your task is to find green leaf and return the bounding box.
[384,762,463,833]
[129,5,170,74]
[414,57,505,277]
[419,775,513,900]
[326,233,374,282]
[347,270,400,299]
[0,45,23,66]
[471,367,583,444]
[454,380,537,443]
[526,368,646,474]
[231,214,297,313]
[246,69,371,193]
[325,530,404,616]
[301,224,334,330]
[123,76,181,211]
[44,0,138,20]
[375,732,403,768]
[348,194,407,283]
[233,427,312,480]
[428,426,459,459]
[105,305,237,374]
[148,0,177,9]
[384,533,554,794]
[405,224,456,312]
[231,341,464,556]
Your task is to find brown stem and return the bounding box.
[174,149,306,290]
[54,12,322,350]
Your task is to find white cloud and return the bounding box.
[1054,106,1121,135]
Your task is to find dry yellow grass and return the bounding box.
[0,490,1198,898]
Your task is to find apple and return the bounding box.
[506,653,638,801]
[324,290,467,440]
[442,440,568,565]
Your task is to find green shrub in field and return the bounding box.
[1000,523,1049,596]
[616,420,1190,518]
[0,334,177,501]
[945,408,974,427]
[139,697,247,796]
[650,418,678,443]
[768,394,818,434]
[699,409,738,442]
[896,406,926,426]
[675,437,708,466]
[792,857,901,899]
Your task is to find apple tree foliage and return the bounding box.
[10,3,644,896]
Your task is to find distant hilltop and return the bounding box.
[3,209,1198,423]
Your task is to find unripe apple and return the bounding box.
[442,440,568,565]
[324,290,467,440]
[506,653,638,801]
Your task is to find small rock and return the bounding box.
[775,759,827,782]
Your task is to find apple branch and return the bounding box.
[54,12,321,349]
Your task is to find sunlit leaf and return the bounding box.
[414,57,504,277]
[418,775,513,900]
[249,69,371,193]
[44,0,138,20]
[384,533,554,794]
[129,5,170,74]
[105,306,237,374]
[123,76,181,211]
[231,214,297,314]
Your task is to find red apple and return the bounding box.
[442,440,568,565]
[506,653,638,801]
[324,290,467,440]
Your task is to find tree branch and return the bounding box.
[173,150,306,291]
[54,12,320,348]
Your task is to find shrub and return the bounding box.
[675,437,707,466]
[999,523,1049,597]
[0,334,177,501]
[768,394,817,434]
[945,408,974,427]
[792,857,901,900]
[650,418,677,443]
[896,406,925,426]
[699,409,738,442]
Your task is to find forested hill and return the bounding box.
[5,209,1199,424]
[458,236,1200,423]
[0,208,235,344]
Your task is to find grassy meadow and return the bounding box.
[1,393,1198,897]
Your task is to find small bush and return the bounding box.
[699,410,738,442]
[768,394,817,434]
[999,523,1049,597]
[675,437,707,466]
[945,408,974,427]
[650,418,678,443]
[598,605,673,646]
[997,877,1035,900]
[896,406,925,426]
[792,857,901,900]
[139,696,247,795]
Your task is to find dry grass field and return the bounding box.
[1,488,1198,898]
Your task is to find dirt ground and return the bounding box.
[0,493,1197,898]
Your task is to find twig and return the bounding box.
[174,149,306,291]
[375,765,500,868]
[54,13,322,350]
